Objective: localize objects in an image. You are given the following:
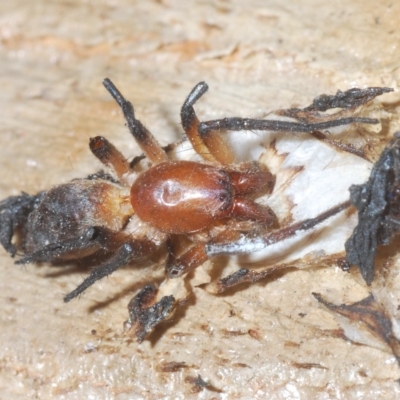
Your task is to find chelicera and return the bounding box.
[0,79,387,341]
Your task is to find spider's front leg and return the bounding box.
[197,115,380,137]
[197,85,389,138]
[103,78,169,164]
[181,82,385,166]
[181,82,235,165]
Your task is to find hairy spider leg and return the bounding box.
[182,82,380,165]
[129,138,188,168]
[198,116,380,137]
[103,78,168,164]
[166,230,242,278]
[89,136,130,178]
[63,238,156,302]
[180,82,210,159]
[166,200,350,278]
[207,200,351,257]
[181,82,235,165]
[14,220,156,303]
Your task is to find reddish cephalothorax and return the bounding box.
[131,160,275,234]
[0,79,384,341]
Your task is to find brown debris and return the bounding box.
[310,131,367,160]
[302,87,393,112]
[207,252,347,294]
[345,135,400,285]
[185,374,222,394]
[157,361,188,373]
[278,87,393,118]
[125,285,176,342]
[248,329,262,340]
[215,267,277,293]
[221,329,247,337]
[313,292,400,364]
[292,362,328,370]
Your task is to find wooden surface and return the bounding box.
[1,1,400,399]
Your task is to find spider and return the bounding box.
[0,79,388,341]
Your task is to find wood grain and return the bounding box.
[1,1,400,398]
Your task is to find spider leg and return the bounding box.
[195,202,352,292]
[212,267,276,293]
[64,238,155,302]
[165,196,280,279]
[0,192,45,257]
[181,82,235,164]
[181,83,381,165]
[15,223,155,302]
[103,78,168,164]
[166,195,280,279]
[89,136,130,178]
[206,200,351,257]
[165,235,182,271]
[198,116,379,137]
[208,252,348,294]
[166,242,209,278]
[168,201,349,278]
[166,230,242,278]
[129,137,187,168]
